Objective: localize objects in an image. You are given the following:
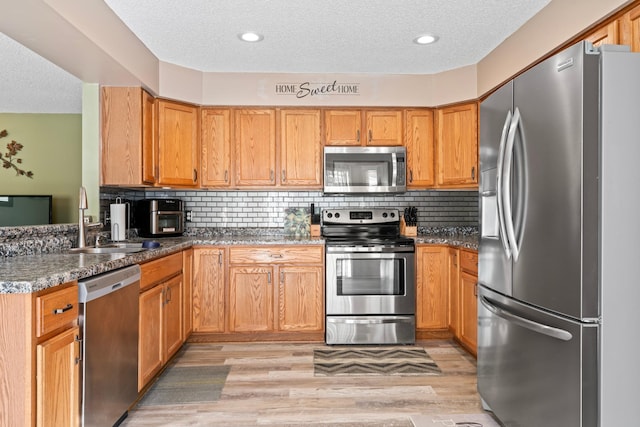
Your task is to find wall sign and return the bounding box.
[275,80,360,99]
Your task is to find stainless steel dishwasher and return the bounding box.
[78,264,140,427]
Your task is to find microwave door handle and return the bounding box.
[391,152,397,186]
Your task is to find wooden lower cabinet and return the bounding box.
[459,270,478,354]
[278,266,323,331]
[415,245,449,334]
[453,249,478,356]
[36,326,81,427]
[191,245,324,341]
[0,281,80,427]
[192,247,226,332]
[138,253,184,391]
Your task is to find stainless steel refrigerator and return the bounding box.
[478,41,640,427]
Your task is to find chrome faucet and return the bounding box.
[78,186,87,248]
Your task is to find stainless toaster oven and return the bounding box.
[135,199,184,237]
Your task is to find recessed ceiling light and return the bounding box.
[414,34,439,45]
[239,32,263,42]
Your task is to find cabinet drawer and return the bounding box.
[229,245,323,264]
[140,252,183,291]
[36,284,78,338]
[460,250,478,275]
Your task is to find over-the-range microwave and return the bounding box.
[323,146,406,194]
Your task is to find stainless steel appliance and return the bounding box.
[134,198,184,237]
[323,208,415,344]
[323,146,406,194]
[478,41,640,426]
[78,265,140,427]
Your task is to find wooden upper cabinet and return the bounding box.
[324,109,362,145]
[366,110,403,146]
[585,20,619,47]
[141,90,156,184]
[235,109,277,186]
[157,99,199,187]
[101,86,155,186]
[621,4,640,52]
[279,109,322,187]
[436,102,478,188]
[201,108,232,187]
[405,109,435,187]
[324,109,403,146]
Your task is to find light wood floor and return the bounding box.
[122,340,501,427]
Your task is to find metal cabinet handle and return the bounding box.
[270,170,274,181]
[267,272,272,283]
[356,129,360,142]
[193,168,198,183]
[53,303,73,314]
[224,170,228,183]
[471,166,476,181]
[218,251,222,265]
[75,335,82,364]
[368,129,372,143]
[280,271,284,284]
[282,170,286,182]
[270,253,283,258]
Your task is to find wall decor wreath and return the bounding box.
[1,129,34,178]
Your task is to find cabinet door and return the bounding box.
[324,110,362,145]
[405,109,435,187]
[459,271,478,355]
[193,248,226,333]
[201,108,232,187]
[101,87,143,186]
[365,110,403,146]
[138,284,164,391]
[182,249,194,338]
[416,246,448,329]
[279,109,322,187]
[278,266,323,331]
[447,248,460,335]
[436,103,478,187]
[142,89,156,184]
[229,266,274,332]
[585,20,619,47]
[621,4,640,52]
[164,274,184,361]
[235,109,276,186]
[157,99,199,187]
[36,326,80,427]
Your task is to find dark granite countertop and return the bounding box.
[0,231,476,294]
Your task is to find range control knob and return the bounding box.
[390,212,395,218]
[382,212,388,218]
[335,213,340,218]
[327,213,333,218]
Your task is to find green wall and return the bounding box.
[0,113,82,224]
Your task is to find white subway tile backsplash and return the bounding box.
[101,188,478,230]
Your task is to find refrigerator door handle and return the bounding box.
[496,110,513,259]
[480,296,573,341]
[503,107,521,261]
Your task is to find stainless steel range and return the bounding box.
[322,208,416,345]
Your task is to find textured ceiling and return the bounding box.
[104,0,550,74]
[1,0,552,113]
[0,33,82,114]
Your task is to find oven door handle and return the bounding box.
[327,317,413,324]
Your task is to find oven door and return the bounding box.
[325,250,415,315]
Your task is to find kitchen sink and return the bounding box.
[67,243,147,254]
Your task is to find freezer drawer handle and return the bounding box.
[480,296,573,341]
